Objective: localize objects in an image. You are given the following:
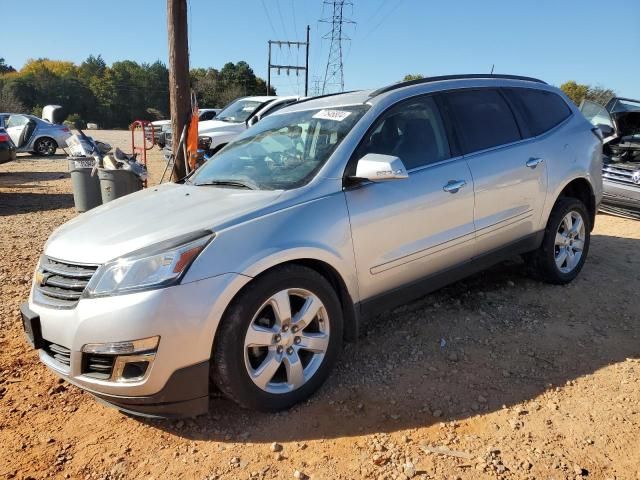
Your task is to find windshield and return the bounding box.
[580,100,613,128]
[189,105,369,190]
[216,99,272,123]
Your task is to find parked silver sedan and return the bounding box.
[0,113,71,156]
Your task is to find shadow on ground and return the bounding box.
[142,232,640,443]
[0,192,73,215]
[0,171,69,187]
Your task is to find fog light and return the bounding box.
[82,336,159,355]
[113,353,155,382]
[81,337,159,383]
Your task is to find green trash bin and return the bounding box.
[68,157,102,213]
[97,168,143,204]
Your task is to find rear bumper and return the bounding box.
[0,143,16,164]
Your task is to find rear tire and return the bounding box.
[31,137,58,156]
[526,197,591,284]
[212,264,343,411]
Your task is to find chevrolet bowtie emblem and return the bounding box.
[34,270,45,286]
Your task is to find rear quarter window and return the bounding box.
[445,89,522,154]
[507,88,572,136]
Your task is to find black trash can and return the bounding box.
[68,157,102,213]
[98,168,143,204]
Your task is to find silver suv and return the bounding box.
[21,74,603,418]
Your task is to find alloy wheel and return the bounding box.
[554,210,586,274]
[36,138,55,155]
[243,288,330,394]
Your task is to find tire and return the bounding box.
[212,264,343,411]
[32,137,58,156]
[526,197,591,284]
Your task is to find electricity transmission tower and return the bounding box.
[320,0,355,94]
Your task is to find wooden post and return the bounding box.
[167,0,190,181]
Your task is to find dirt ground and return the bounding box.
[0,130,639,480]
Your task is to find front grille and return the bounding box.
[35,257,99,308]
[602,163,640,187]
[82,354,115,380]
[43,341,71,368]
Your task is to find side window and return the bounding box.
[355,96,451,170]
[7,115,28,128]
[446,89,521,154]
[508,88,572,136]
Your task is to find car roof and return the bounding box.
[280,74,553,114]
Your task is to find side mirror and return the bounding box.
[596,123,614,138]
[352,153,408,182]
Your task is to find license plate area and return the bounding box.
[20,303,44,349]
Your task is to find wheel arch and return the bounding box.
[554,177,597,230]
[217,258,360,343]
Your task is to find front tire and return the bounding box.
[526,197,591,284]
[212,265,343,411]
[32,137,58,156]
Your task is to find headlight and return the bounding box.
[85,231,214,297]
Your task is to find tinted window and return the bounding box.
[509,88,572,136]
[446,89,521,153]
[355,96,450,170]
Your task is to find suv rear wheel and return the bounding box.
[212,264,343,411]
[526,197,591,284]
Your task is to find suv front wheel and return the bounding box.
[526,197,591,284]
[212,265,343,411]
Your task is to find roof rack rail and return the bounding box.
[369,74,547,98]
[288,90,360,107]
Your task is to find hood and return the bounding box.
[45,183,283,264]
[198,119,245,136]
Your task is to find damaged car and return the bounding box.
[581,97,640,219]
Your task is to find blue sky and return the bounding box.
[4,0,639,98]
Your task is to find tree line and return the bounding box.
[0,56,274,128]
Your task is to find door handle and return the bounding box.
[443,179,467,193]
[526,157,544,169]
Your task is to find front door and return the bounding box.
[344,95,476,301]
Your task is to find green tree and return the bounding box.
[0,58,15,74]
[402,74,424,82]
[561,80,616,106]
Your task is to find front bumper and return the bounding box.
[23,272,251,417]
[601,179,640,216]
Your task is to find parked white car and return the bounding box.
[198,96,301,155]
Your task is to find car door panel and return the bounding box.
[444,88,548,255]
[345,158,475,300]
[465,143,547,253]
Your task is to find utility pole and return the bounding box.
[266,25,310,96]
[321,0,355,94]
[167,0,190,181]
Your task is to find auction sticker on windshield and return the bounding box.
[313,109,352,121]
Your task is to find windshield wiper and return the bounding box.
[194,179,258,190]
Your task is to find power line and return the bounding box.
[261,0,278,37]
[320,0,355,94]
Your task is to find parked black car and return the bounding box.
[0,127,16,164]
[581,97,640,219]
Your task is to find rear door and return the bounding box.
[344,95,475,301]
[444,88,548,255]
